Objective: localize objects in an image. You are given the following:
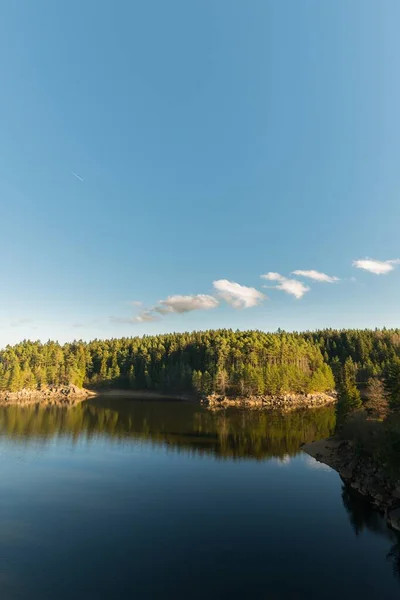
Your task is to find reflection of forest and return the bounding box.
[0,398,335,459]
[341,485,400,580]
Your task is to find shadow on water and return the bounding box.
[341,484,400,581]
[0,396,336,460]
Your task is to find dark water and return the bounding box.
[0,398,399,599]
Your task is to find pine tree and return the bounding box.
[128,365,136,389]
[201,371,213,396]
[35,367,48,389]
[110,356,121,383]
[384,357,400,409]
[336,357,362,427]
[8,362,23,392]
[192,370,203,394]
[22,366,37,390]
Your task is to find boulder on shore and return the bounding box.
[203,392,336,412]
[0,385,95,407]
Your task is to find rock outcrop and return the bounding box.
[0,385,95,406]
[303,437,400,533]
[203,392,336,412]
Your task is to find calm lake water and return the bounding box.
[1,397,399,599]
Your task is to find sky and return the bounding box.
[1,0,400,346]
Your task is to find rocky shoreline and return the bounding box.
[202,392,337,411]
[303,437,400,533]
[0,387,336,412]
[0,385,96,407]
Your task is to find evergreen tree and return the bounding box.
[192,370,203,394]
[128,365,136,389]
[0,329,349,397]
[336,357,362,427]
[201,371,213,396]
[384,357,400,409]
[8,362,23,392]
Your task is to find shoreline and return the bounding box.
[0,387,196,406]
[95,389,194,401]
[202,391,336,412]
[303,437,400,533]
[0,385,96,407]
[0,387,336,411]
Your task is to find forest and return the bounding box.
[1,328,400,401]
[0,329,335,396]
[305,328,400,384]
[2,327,400,469]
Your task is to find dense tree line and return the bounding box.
[305,328,400,384]
[2,328,400,400]
[0,330,334,396]
[304,329,400,415]
[317,331,400,476]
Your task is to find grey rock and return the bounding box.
[388,508,400,532]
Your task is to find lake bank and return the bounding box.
[0,385,96,406]
[0,387,336,411]
[203,391,336,411]
[303,437,400,532]
[0,387,196,406]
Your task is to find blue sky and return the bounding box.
[1,0,400,346]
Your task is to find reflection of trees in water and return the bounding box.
[212,407,335,459]
[341,485,400,580]
[0,400,335,460]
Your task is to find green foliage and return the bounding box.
[335,357,362,428]
[4,328,400,400]
[383,357,400,409]
[305,328,400,383]
[0,330,334,397]
[192,370,202,393]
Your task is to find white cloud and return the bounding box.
[111,311,160,324]
[129,300,143,307]
[134,311,161,322]
[262,272,286,283]
[113,294,219,324]
[277,279,310,299]
[155,294,219,314]
[153,305,173,315]
[213,279,265,309]
[292,269,339,283]
[352,258,400,275]
[261,272,310,299]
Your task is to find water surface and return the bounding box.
[0,397,399,599]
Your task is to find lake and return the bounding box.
[0,397,399,599]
